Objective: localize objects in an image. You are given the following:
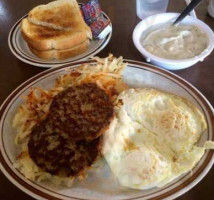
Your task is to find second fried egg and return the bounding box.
[102,88,212,190]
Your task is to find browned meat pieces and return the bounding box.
[28,83,113,177]
[49,83,114,141]
[28,119,100,177]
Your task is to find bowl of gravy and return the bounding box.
[133,13,214,70]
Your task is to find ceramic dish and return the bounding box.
[8,11,112,68]
[0,60,214,200]
[133,13,214,70]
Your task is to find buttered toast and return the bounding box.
[29,40,89,60]
[21,0,92,60]
[21,18,89,51]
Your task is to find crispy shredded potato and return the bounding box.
[55,54,127,98]
[13,55,127,185]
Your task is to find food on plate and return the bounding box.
[54,55,128,99]
[102,88,214,190]
[28,0,90,32]
[141,24,208,60]
[13,55,127,185]
[13,54,212,190]
[27,83,113,177]
[21,17,90,51]
[21,0,92,60]
[28,118,101,177]
[27,38,90,60]
[48,83,114,141]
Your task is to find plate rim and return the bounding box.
[8,12,112,68]
[0,59,214,200]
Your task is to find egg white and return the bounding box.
[102,88,211,190]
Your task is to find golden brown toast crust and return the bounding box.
[21,18,88,51]
[21,0,92,59]
[28,39,90,60]
[29,4,80,30]
[28,0,90,33]
[22,20,69,39]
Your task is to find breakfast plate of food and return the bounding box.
[0,54,214,200]
[8,0,112,68]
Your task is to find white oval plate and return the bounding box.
[8,11,112,68]
[0,60,214,200]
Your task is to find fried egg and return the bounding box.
[102,88,214,189]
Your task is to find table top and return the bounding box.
[0,0,214,199]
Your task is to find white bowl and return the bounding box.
[133,13,214,70]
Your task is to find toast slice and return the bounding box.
[28,0,92,39]
[21,18,88,51]
[28,39,90,60]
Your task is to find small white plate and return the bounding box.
[0,60,214,200]
[8,12,112,68]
